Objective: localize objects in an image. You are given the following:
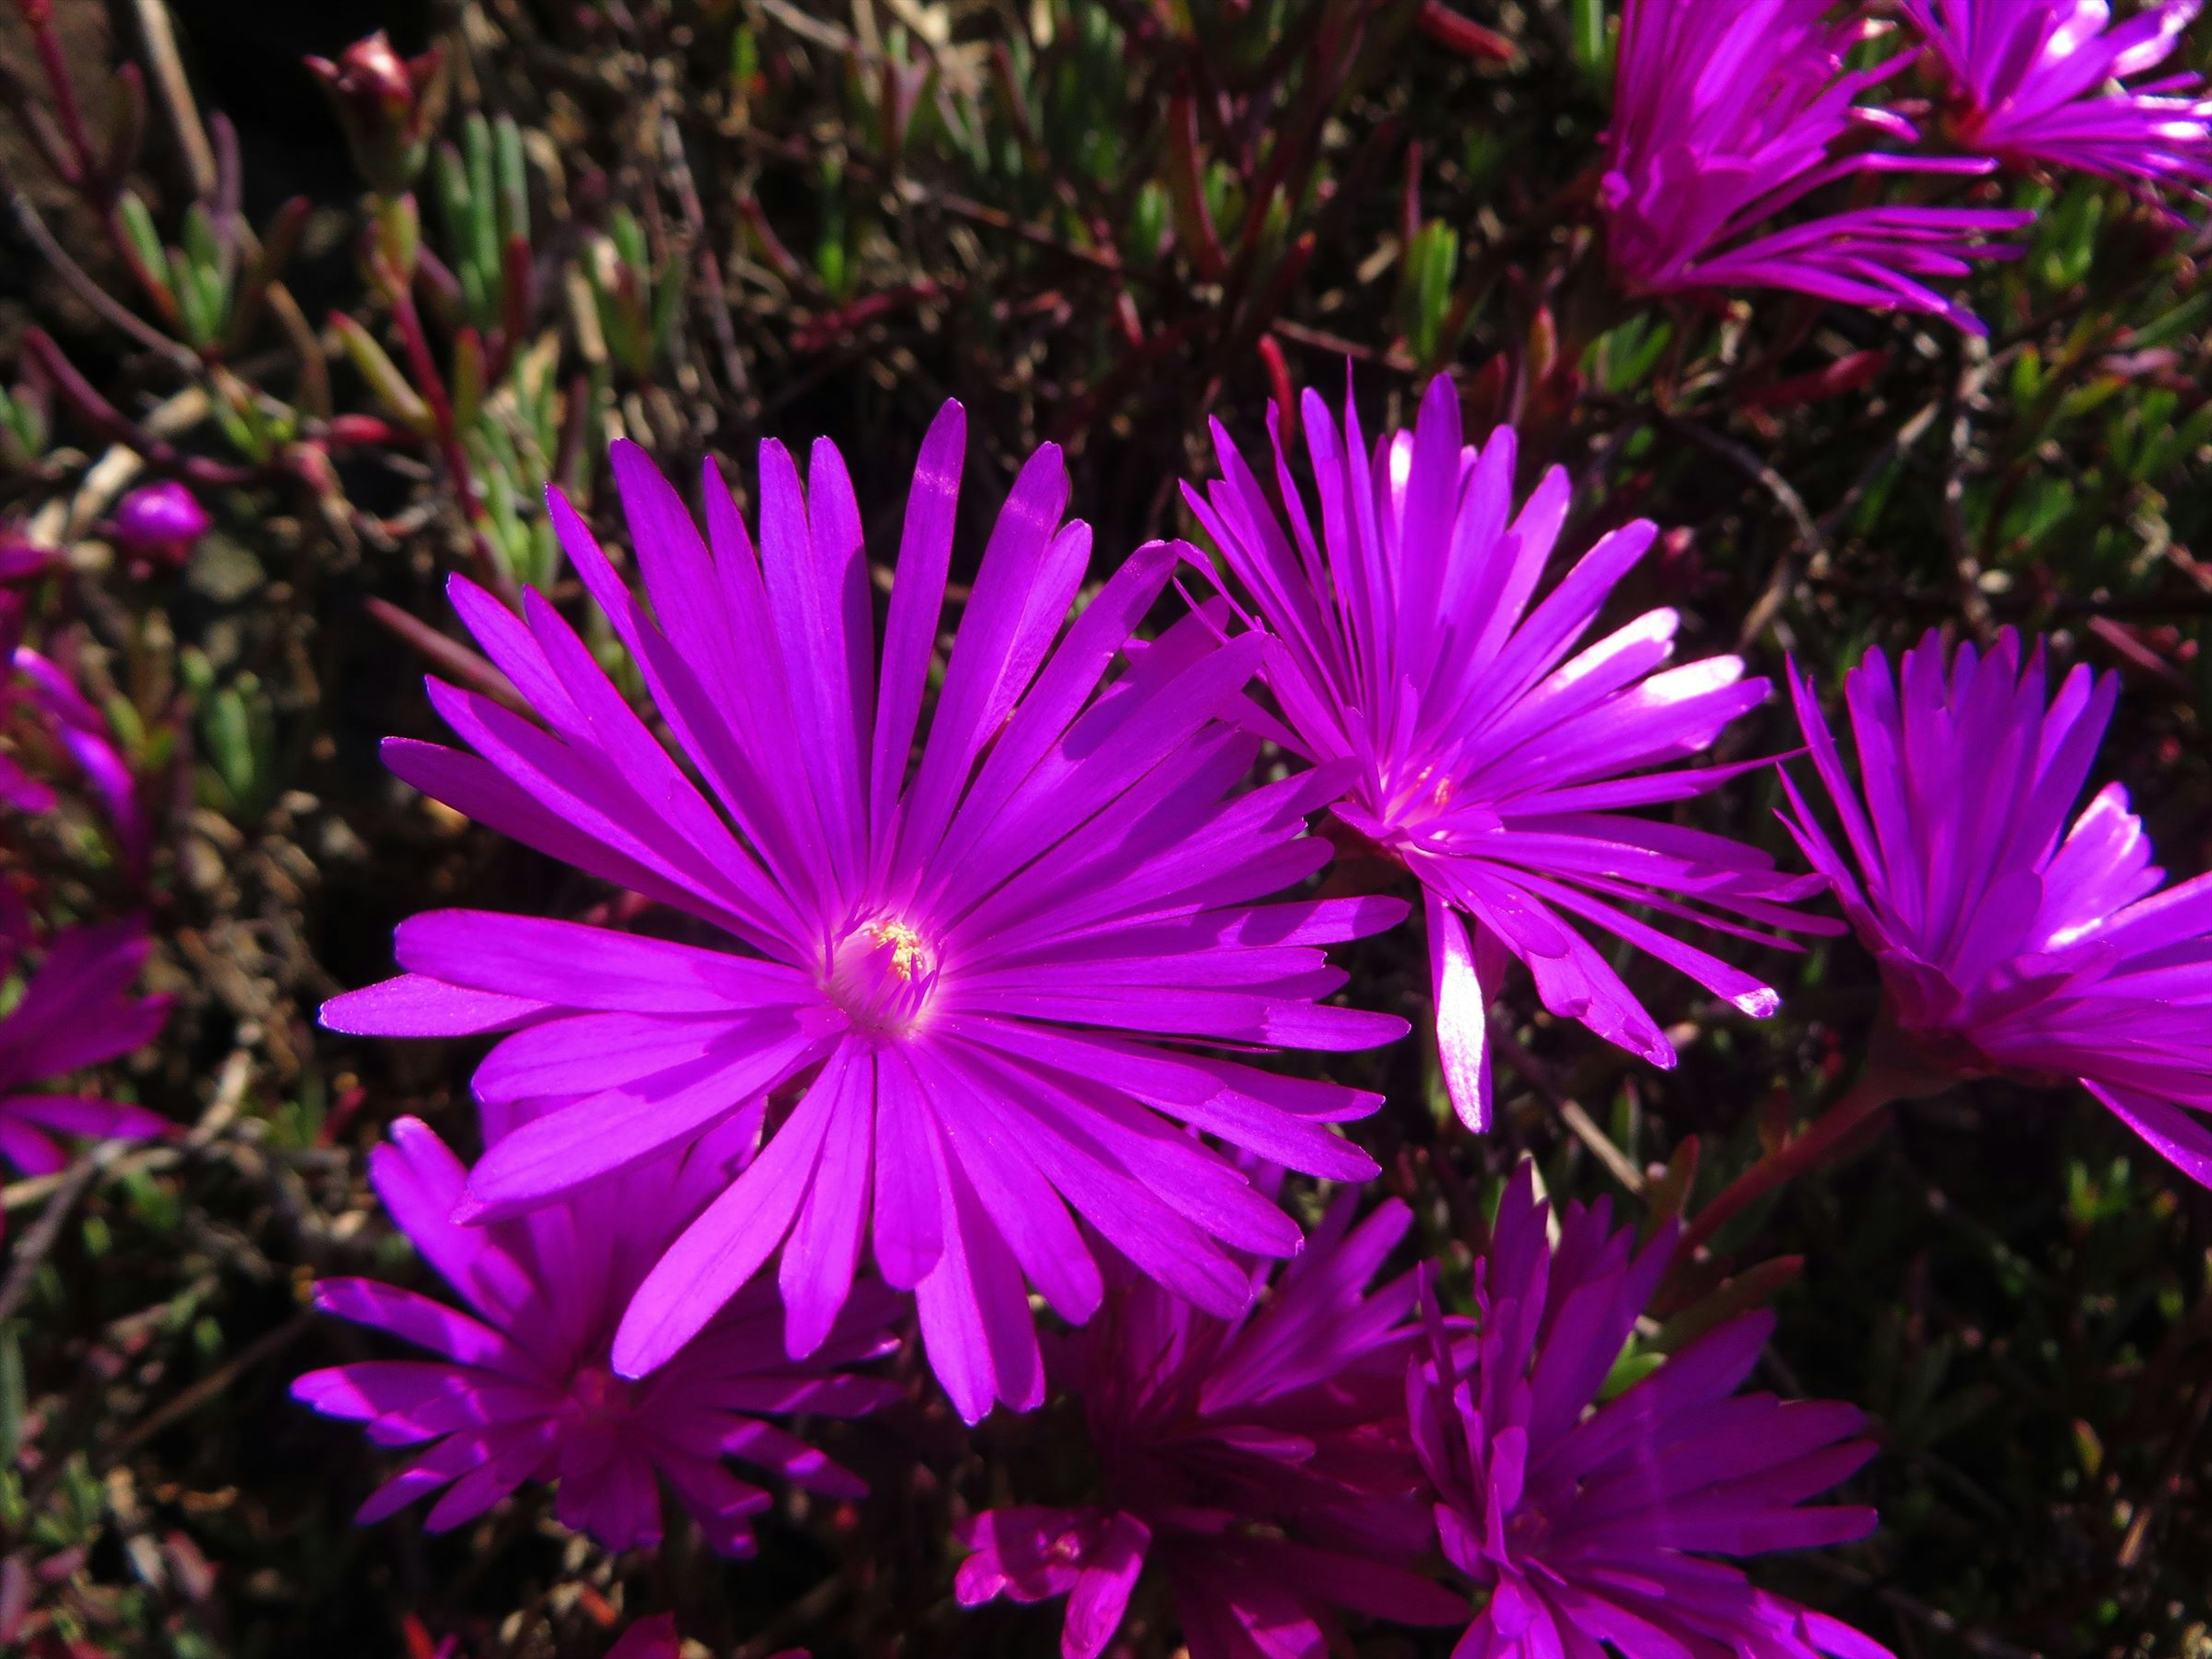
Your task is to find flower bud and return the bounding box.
[111,480,210,570]
[306,32,446,196]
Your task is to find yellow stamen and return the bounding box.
[863,919,927,980]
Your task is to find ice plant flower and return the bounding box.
[109,480,210,572]
[956,1191,1463,1659]
[1904,0,2212,188]
[1782,628,2212,1185]
[1187,376,1831,1131]
[322,404,1406,1422]
[0,921,171,1180]
[1603,0,2031,332]
[1412,1161,1887,1659]
[292,1113,902,1554]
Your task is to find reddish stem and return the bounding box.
[1679,1065,1911,1259]
[18,0,93,185]
[372,254,517,606]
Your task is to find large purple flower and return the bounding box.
[1186,376,1831,1132]
[292,1112,902,1555]
[955,1191,1462,1659]
[0,921,171,1180]
[1781,628,2212,1185]
[322,404,1406,1422]
[1603,0,2031,332]
[1412,1161,1886,1659]
[1904,0,2212,188]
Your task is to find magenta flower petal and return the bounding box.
[1190,378,1831,1123]
[0,921,169,1177]
[294,1117,899,1556]
[1604,0,2031,329]
[1906,0,2212,187]
[1414,1161,1886,1657]
[327,410,1404,1420]
[1785,629,2212,1185]
[958,1194,1467,1659]
[605,1615,680,1659]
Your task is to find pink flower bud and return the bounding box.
[306,32,445,196]
[110,480,209,567]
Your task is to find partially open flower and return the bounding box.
[306,31,447,196]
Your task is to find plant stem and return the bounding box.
[1679,1064,1908,1259]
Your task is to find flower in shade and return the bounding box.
[306,31,446,196]
[1185,376,1832,1132]
[1411,1161,1887,1659]
[956,1190,1463,1659]
[1603,0,2032,332]
[11,641,150,872]
[1904,0,2212,188]
[605,1618,680,1659]
[110,481,211,571]
[1781,628,2212,1185]
[0,921,171,1181]
[321,404,1406,1423]
[292,1111,902,1554]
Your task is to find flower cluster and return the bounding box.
[321,411,1406,1425]
[1599,0,2212,332]
[11,0,2212,1639]
[1603,0,2031,331]
[302,353,2212,1646]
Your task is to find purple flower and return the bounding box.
[1412,1161,1886,1659]
[1603,0,2031,332]
[955,1191,1463,1659]
[110,481,210,568]
[0,921,171,1180]
[322,405,1407,1422]
[1186,376,1832,1132]
[12,645,150,872]
[292,1112,902,1554]
[1904,0,2212,188]
[1782,628,2212,1185]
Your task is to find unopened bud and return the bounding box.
[111,480,210,571]
[306,31,446,196]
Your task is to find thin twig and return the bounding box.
[1662,414,1827,652]
[1814,398,1941,541]
[0,1153,103,1328]
[9,192,198,370]
[1680,1066,1906,1259]
[1489,1016,1646,1195]
[364,597,528,713]
[1800,1555,2043,1659]
[1942,342,1999,642]
[660,102,748,402]
[101,1310,313,1462]
[127,0,215,197]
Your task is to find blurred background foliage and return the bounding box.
[1,0,2210,1655]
